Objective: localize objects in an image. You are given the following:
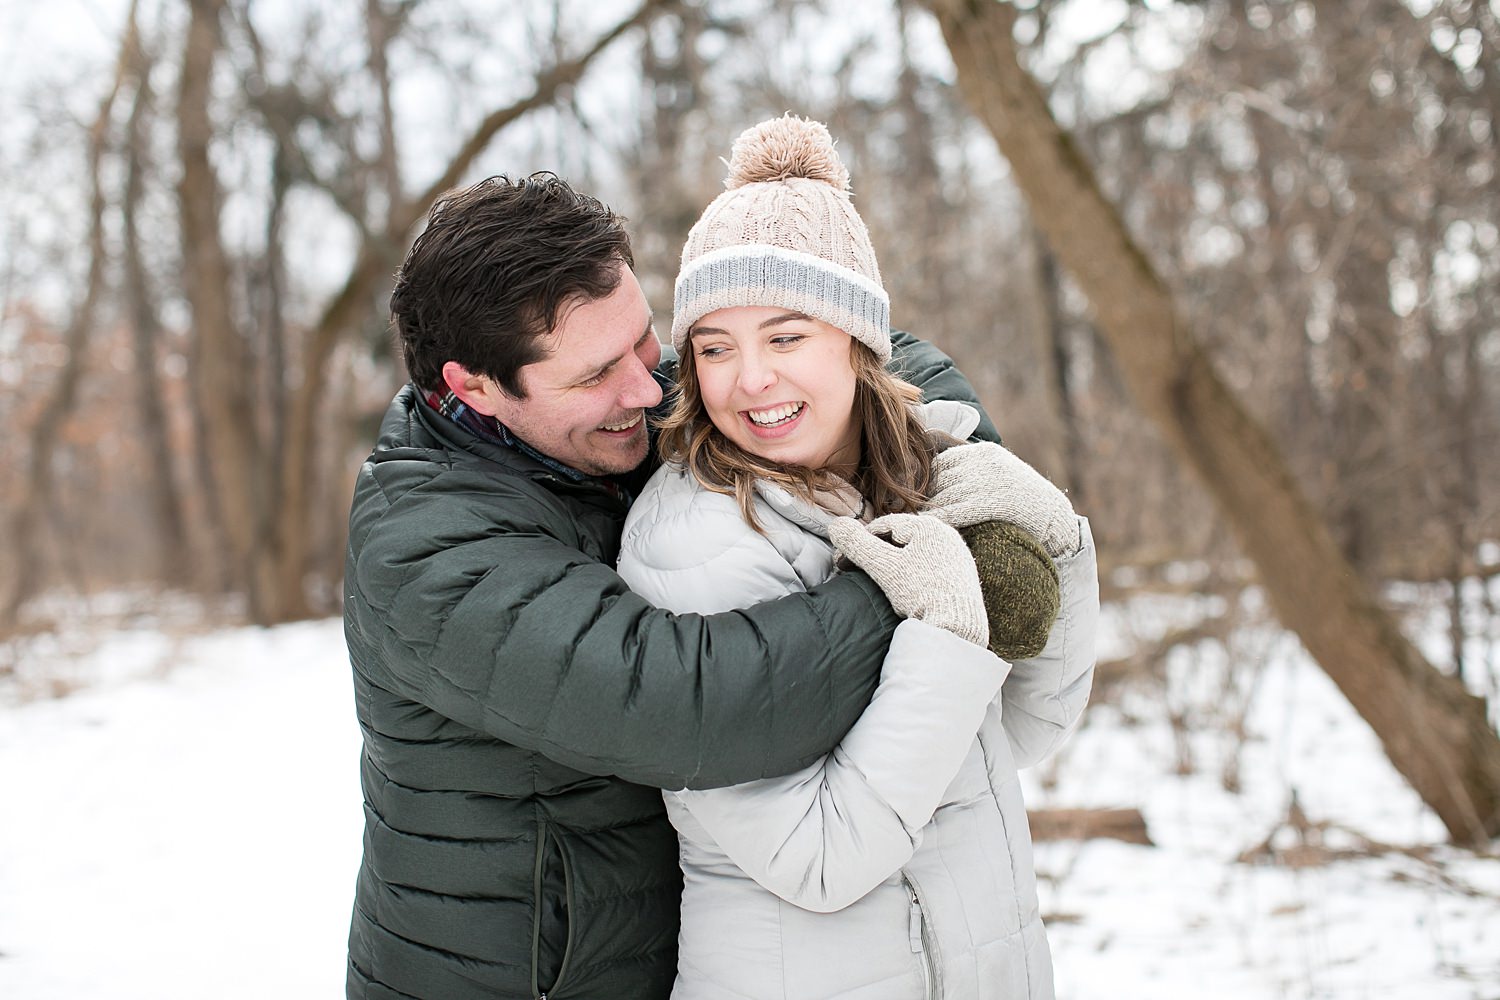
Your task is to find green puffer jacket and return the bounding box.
[344,333,998,1000]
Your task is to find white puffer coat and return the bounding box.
[616,438,1097,1000]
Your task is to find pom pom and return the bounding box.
[724,114,851,191]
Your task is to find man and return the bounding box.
[343,173,1001,999]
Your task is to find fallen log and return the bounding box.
[1028,807,1153,846]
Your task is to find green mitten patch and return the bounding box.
[958,521,1061,660]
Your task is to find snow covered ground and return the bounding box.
[1,619,365,1000]
[2,597,1497,999]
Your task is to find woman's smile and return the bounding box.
[742,401,808,436]
[690,306,860,470]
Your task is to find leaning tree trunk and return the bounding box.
[916,0,1500,844]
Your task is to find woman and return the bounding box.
[617,115,1098,1000]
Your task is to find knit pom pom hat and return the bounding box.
[672,114,891,362]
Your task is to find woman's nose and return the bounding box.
[737,352,777,394]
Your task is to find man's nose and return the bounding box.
[620,354,663,409]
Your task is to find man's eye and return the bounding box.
[578,372,607,388]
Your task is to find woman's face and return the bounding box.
[688,306,861,472]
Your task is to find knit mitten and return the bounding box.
[924,442,1081,558]
[827,513,989,648]
[959,521,1061,660]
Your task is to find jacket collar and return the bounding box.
[751,479,863,539]
[374,385,619,499]
[421,387,603,488]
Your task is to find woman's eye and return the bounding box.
[770,335,805,347]
[697,346,726,358]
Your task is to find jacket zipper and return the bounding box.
[555,827,575,992]
[531,822,575,1000]
[902,872,941,999]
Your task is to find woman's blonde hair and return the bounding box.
[655,339,935,530]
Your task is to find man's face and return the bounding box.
[486,265,663,476]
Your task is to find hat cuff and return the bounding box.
[672,244,891,363]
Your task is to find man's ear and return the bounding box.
[440,361,510,417]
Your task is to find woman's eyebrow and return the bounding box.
[690,312,812,338]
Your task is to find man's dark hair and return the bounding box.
[390,173,634,397]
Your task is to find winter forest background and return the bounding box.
[2,0,1498,997]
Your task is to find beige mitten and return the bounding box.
[827,513,989,648]
[924,442,1080,558]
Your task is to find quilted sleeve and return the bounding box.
[999,516,1100,769]
[344,470,900,790]
[672,621,1006,912]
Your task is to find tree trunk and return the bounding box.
[123,11,194,588]
[1,28,132,628]
[177,0,297,623]
[917,0,1500,844]
[1019,225,1075,490]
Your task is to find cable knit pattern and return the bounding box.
[673,115,890,359]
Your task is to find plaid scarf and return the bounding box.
[422,388,632,503]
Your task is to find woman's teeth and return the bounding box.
[747,402,805,427]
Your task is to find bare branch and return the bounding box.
[268,0,673,624]
[3,4,136,626]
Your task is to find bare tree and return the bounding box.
[177,0,275,617]
[1,19,135,627]
[156,0,675,624]
[265,0,673,623]
[122,5,194,588]
[621,1,716,311]
[916,0,1500,844]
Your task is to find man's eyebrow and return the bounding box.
[574,317,655,382]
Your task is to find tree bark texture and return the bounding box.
[917,0,1500,843]
[178,0,299,622]
[123,13,194,588]
[1,27,133,627]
